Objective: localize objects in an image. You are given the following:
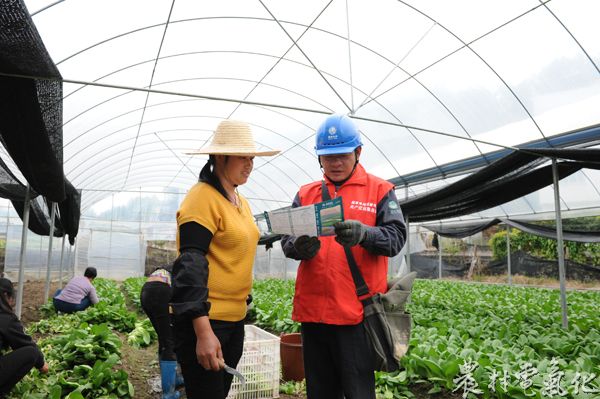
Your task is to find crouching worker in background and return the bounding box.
[141,265,183,399]
[53,267,99,313]
[0,278,49,398]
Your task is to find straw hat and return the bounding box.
[185,120,280,156]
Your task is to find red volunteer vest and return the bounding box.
[292,164,394,325]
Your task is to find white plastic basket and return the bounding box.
[227,325,280,399]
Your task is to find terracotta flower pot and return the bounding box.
[280,332,304,381]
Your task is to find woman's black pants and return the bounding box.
[141,281,176,361]
[174,319,245,399]
[0,346,38,397]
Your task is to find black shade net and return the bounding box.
[409,251,600,280]
[0,0,80,243]
[422,218,600,243]
[503,219,600,243]
[0,156,31,200]
[10,179,81,245]
[423,220,501,239]
[487,251,600,281]
[400,149,600,223]
[0,0,65,202]
[57,181,81,245]
[12,197,63,238]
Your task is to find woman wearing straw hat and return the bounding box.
[171,120,279,399]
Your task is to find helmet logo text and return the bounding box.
[327,126,338,141]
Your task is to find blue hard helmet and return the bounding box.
[314,114,363,156]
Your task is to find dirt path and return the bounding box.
[118,334,164,399]
[15,279,60,324]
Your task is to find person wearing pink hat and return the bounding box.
[171,120,279,399]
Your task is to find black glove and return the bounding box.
[334,220,368,247]
[293,235,321,259]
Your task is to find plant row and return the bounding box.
[401,279,600,399]
[11,278,156,398]
[249,278,600,399]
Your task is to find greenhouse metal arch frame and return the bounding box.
[1,0,600,323]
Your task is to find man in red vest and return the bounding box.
[282,114,407,399]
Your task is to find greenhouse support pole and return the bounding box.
[406,216,411,272]
[5,201,9,231]
[38,235,43,280]
[58,235,66,289]
[65,245,71,282]
[139,188,144,276]
[437,222,442,279]
[552,159,568,329]
[506,224,512,286]
[438,236,442,279]
[108,193,114,278]
[404,186,410,272]
[71,237,78,278]
[15,185,31,319]
[43,203,57,301]
[2,203,8,277]
[263,247,272,278]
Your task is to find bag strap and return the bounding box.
[321,180,370,299]
[320,180,331,201]
[344,247,371,298]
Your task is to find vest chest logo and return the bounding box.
[349,200,376,213]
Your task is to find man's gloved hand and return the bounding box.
[334,220,368,247]
[294,235,321,259]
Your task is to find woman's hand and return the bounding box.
[39,362,49,374]
[192,316,223,371]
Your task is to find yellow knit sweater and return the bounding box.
[177,182,259,321]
